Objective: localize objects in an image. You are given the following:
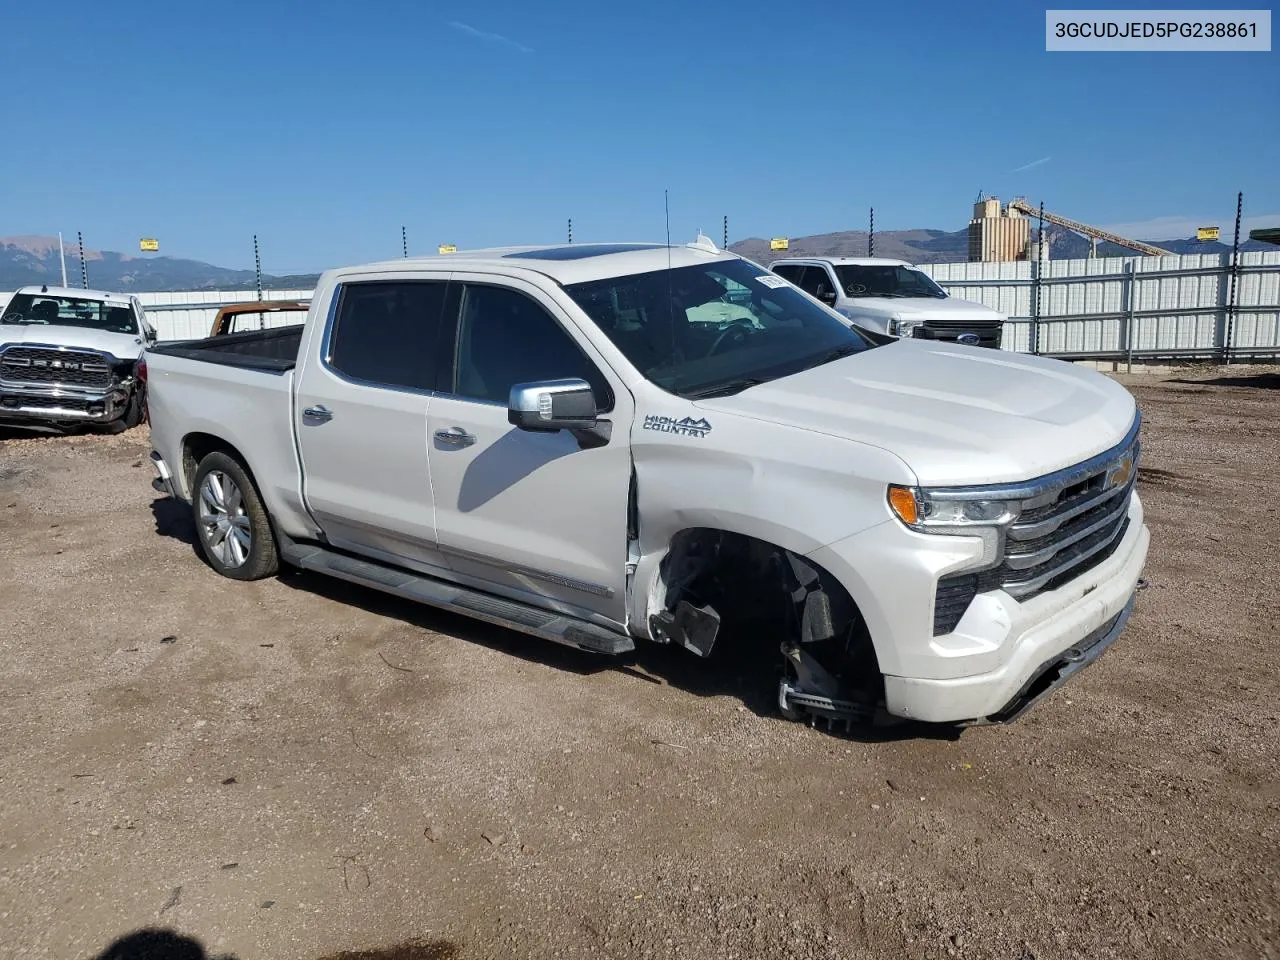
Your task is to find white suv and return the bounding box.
[771,257,1006,348]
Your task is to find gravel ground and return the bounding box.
[1,368,1277,960]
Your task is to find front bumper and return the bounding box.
[0,383,131,423]
[808,495,1149,724]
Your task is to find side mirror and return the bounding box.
[819,290,837,305]
[509,378,611,449]
[508,378,599,431]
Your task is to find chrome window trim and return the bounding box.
[917,412,1141,502]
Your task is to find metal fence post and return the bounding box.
[78,232,88,289]
[1225,191,1243,365]
[1125,259,1137,374]
[1031,203,1045,355]
[253,235,263,307]
[402,225,408,258]
[568,219,573,244]
[723,215,728,250]
[868,207,875,258]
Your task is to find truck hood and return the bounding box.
[695,341,1137,486]
[847,296,1003,323]
[0,325,144,361]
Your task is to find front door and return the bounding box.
[294,277,449,569]
[426,275,633,625]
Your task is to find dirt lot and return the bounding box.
[1,370,1277,960]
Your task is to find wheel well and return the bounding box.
[182,433,252,492]
[655,527,882,683]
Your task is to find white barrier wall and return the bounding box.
[4,249,1280,357]
[135,290,314,340]
[919,250,1280,357]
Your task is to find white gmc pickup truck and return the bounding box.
[145,239,1149,727]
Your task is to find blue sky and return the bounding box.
[3,0,1276,271]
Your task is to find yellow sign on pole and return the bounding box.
[438,243,457,255]
[769,237,789,251]
[1196,226,1220,242]
[139,238,160,252]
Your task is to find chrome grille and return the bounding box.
[0,346,113,388]
[933,418,1140,635]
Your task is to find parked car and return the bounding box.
[0,284,155,431]
[209,300,310,337]
[145,240,1148,727]
[770,257,1006,348]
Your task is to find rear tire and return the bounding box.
[192,451,279,581]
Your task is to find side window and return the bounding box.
[328,281,447,390]
[451,284,611,408]
[796,266,834,299]
[771,264,802,284]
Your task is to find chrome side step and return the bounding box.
[277,538,635,657]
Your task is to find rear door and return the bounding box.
[425,274,633,624]
[294,276,450,569]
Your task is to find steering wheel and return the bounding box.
[708,319,753,356]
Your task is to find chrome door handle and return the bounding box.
[434,426,476,447]
[303,404,333,423]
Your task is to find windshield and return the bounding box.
[564,258,875,399]
[1,293,138,334]
[834,265,947,299]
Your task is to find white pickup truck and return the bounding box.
[145,239,1149,727]
[1,285,156,430]
[769,257,1007,349]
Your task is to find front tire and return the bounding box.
[103,388,145,434]
[192,451,279,581]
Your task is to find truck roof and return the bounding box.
[329,241,743,286]
[14,284,132,302]
[771,257,915,268]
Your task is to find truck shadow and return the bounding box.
[277,568,958,744]
[89,928,461,960]
[1169,372,1280,389]
[151,496,200,550]
[90,928,233,960]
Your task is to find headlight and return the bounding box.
[887,485,1020,531]
[888,485,1020,569]
[890,317,922,338]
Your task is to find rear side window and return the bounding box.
[328,281,447,390]
[448,284,612,407]
[771,264,802,283]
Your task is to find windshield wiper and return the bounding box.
[683,377,770,399]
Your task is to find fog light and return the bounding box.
[1,397,17,407]
[88,402,105,415]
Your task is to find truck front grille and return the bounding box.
[0,346,113,388]
[932,419,1140,635]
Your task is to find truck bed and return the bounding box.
[147,325,303,372]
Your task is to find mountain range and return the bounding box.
[2,228,1271,293]
[0,236,320,293]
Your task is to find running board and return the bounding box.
[278,539,635,656]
